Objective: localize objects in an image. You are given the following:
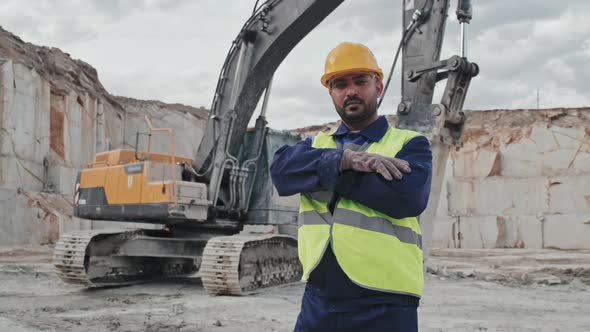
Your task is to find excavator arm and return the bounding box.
[396,0,478,259]
[194,0,345,214]
[196,0,478,226]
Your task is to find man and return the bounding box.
[270,42,432,332]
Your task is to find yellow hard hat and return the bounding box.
[321,42,384,88]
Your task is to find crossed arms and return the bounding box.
[270,136,433,219]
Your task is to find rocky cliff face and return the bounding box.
[0,27,208,245]
[437,108,590,250]
[455,108,589,177]
[0,27,110,100]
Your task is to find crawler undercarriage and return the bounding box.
[54,228,301,295]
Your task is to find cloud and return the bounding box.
[0,0,147,47]
[462,5,590,111]
[90,0,147,22]
[1,0,588,129]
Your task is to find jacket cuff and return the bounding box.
[318,149,344,191]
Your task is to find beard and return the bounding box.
[335,95,378,124]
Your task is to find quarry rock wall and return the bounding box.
[432,108,590,249]
[0,28,207,245]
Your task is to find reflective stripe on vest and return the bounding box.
[297,127,425,297]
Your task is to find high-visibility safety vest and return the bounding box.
[298,127,424,297]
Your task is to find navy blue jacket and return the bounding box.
[270,116,432,307]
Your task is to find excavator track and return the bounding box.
[54,230,301,292]
[201,234,302,295]
[53,229,199,287]
[53,230,121,286]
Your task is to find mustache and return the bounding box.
[344,96,365,107]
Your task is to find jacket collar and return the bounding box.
[332,115,389,142]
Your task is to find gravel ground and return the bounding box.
[0,247,588,332]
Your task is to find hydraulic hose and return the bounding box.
[378,0,431,109]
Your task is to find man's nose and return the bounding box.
[345,84,359,97]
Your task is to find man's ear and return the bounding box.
[376,79,384,97]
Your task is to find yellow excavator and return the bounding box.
[54,0,478,295]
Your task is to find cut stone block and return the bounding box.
[456,216,498,249]
[529,126,558,153]
[479,178,548,216]
[516,180,550,215]
[542,149,578,176]
[548,176,590,213]
[500,138,543,177]
[551,126,585,150]
[448,178,548,216]
[447,180,478,216]
[571,152,590,174]
[544,214,590,249]
[453,149,500,179]
[455,215,543,249]
[494,215,543,249]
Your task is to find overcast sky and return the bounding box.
[1,0,589,129]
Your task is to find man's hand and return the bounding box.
[339,149,411,180]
